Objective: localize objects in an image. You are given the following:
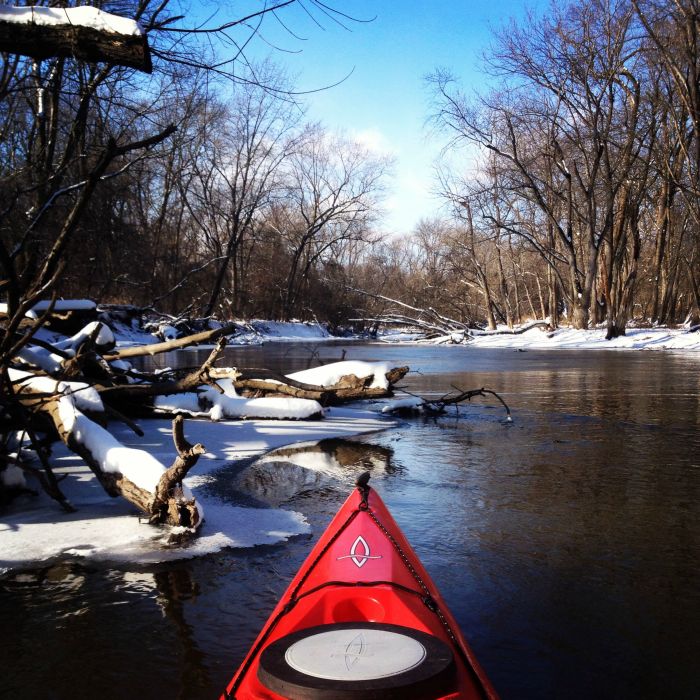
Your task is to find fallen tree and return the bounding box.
[102,323,237,360]
[347,287,551,341]
[1,319,409,524]
[228,365,409,404]
[10,369,203,528]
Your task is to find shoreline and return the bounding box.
[374,325,700,353]
[113,323,700,353]
[0,408,394,576]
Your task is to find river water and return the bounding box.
[1,343,699,699]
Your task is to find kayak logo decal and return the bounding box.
[329,632,367,670]
[337,535,382,568]
[344,632,366,670]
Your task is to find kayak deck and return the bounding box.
[223,476,498,699]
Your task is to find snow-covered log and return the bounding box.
[220,362,409,404]
[11,371,202,528]
[0,6,152,72]
[103,323,237,360]
[286,362,409,401]
[154,381,324,421]
[13,321,115,376]
[471,320,551,336]
[102,356,408,410]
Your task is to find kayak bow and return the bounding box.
[223,473,498,700]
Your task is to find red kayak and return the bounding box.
[222,473,498,699]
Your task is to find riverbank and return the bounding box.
[96,308,700,352]
[464,324,700,352]
[0,408,393,575]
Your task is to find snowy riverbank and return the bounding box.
[467,325,700,352]
[0,408,392,575]
[109,315,700,353]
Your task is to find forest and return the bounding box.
[1,0,700,342]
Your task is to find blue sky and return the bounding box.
[229,1,546,233]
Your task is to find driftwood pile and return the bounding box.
[1,321,407,531]
[348,287,551,341]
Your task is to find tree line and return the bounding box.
[1,0,699,337]
[426,0,700,336]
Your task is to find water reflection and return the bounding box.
[233,438,396,506]
[153,568,210,698]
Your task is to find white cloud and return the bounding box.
[351,127,397,157]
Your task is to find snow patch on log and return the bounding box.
[14,322,115,374]
[154,377,324,420]
[10,369,200,517]
[0,6,142,36]
[68,410,176,494]
[10,370,104,414]
[287,360,393,390]
[55,321,115,350]
[15,345,63,374]
[381,397,425,414]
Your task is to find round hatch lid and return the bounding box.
[257,622,455,699]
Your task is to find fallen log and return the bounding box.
[230,377,328,403]
[472,320,551,336]
[102,359,409,409]
[98,338,228,408]
[232,366,409,404]
[103,323,237,360]
[149,416,204,527]
[12,373,203,527]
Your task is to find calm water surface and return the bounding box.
[1,343,699,699]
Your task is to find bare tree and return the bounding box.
[0,0,377,517]
[431,0,651,334]
[182,66,304,318]
[271,125,391,319]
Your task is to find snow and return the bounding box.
[0,6,142,36]
[29,299,96,313]
[248,320,331,341]
[8,369,167,493]
[55,321,115,350]
[224,320,332,345]
[378,324,700,352]
[13,322,114,375]
[15,344,63,374]
[0,299,96,317]
[288,360,393,389]
[158,324,178,341]
[0,409,392,573]
[154,378,324,420]
[381,396,424,414]
[8,370,104,415]
[465,325,700,352]
[71,411,171,493]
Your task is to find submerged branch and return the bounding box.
[384,386,512,421]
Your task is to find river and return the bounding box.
[1,343,698,699]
